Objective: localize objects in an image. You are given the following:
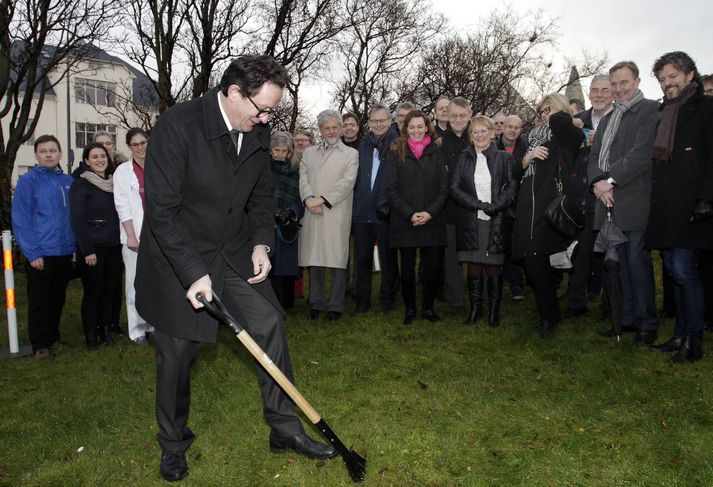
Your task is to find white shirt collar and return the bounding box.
[217,91,242,153]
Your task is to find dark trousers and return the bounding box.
[110,262,124,328]
[662,248,704,338]
[155,267,303,454]
[618,230,658,332]
[353,222,399,308]
[399,246,444,310]
[78,245,123,335]
[271,276,296,310]
[442,224,464,306]
[309,267,347,313]
[567,213,595,310]
[26,255,73,351]
[700,250,713,326]
[525,253,561,323]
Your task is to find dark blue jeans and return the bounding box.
[662,248,704,338]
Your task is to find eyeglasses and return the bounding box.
[705,89,713,96]
[369,118,389,125]
[449,113,470,120]
[130,140,148,148]
[246,95,274,118]
[538,106,551,117]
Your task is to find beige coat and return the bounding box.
[298,141,358,268]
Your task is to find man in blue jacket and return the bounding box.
[352,103,400,314]
[12,135,76,359]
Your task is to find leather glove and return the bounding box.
[690,200,713,223]
[482,204,497,217]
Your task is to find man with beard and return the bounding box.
[351,103,400,315]
[299,110,358,321]
[646,51,713,362]
[341,112,362,150]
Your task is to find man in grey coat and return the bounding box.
[588,60,661,345]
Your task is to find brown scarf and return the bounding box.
[652,82,698,161]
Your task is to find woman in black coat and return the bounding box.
[70,143,122,349]
[387,110,449,324]
[450,115,518,326]
[269,131,303,310]
[511,93,584,338]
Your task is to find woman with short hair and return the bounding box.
[450,116,518,327]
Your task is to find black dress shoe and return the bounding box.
[325,311,341,321]
[403,309,416,325]
[160,451,187,481]
[565,307,587,318]
[651,336,683,353]
[380,302,395,313]
[671,336,703,363]
[351,304,369,316]
[307,309,321,320]
[538,320,557,338]
[633,330,657,346]
[422,309,440,322]
[269,431,338,460]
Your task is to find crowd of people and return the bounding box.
[9,51,712,481]
[11,51,713,365]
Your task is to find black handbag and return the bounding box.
[544,160,584,238]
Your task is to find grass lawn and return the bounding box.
[1,270,712,486]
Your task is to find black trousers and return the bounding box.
[26,255,73,351]
[566,213,595,310]
[525,253,561,323]
[399,246,444,310]
[78,245,123,335]
[271,276,295,310]
[154,267,303,454]
[353,222,399,308]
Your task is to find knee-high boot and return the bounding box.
[464,275,483,325]
[487,274,503,327]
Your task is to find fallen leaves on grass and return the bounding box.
[417,380,429,390]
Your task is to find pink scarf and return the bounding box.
[407,134,431,159]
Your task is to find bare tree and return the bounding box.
[331,0,445,126]
[259,0,345,130]
[0,0,115,228]
[121,0,191,112]
[183,0,254,98]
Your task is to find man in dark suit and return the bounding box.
[589,61,661,345]
[135,55,335,482]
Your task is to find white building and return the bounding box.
[6,43,158,184]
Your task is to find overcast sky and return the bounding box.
[435,0,713,102]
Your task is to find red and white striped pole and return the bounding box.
[3,230,20,354]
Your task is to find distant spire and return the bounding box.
[565,65,584,106]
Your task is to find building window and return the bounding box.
[75,123,117,148]
[75,78,117,107]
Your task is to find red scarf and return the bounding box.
[407,134,431,159]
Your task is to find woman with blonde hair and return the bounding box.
[511,93,584,338]
[450,115,518,326]
[269,131,303,309]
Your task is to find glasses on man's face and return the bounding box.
[369,118,389,125]
[245,95,274,119]
[705,88,713,96]
[449,113,469,120]
[130,140,148,148]
[538,106,551,117]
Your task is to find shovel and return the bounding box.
[196,292,366,483]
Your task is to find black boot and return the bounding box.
[403,309,416,325]
[104,325,114,346]
[487,274,503,327]
[85,329,100,350]
[671,336,703,363]
[422,279,440,322]
[95,325,106,345]
[538,320,556,338]
[464,275,483,325]
[651,336,682,352]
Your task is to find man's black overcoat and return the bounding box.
[135,87,279,343]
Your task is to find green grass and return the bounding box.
[1,271,712,486]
